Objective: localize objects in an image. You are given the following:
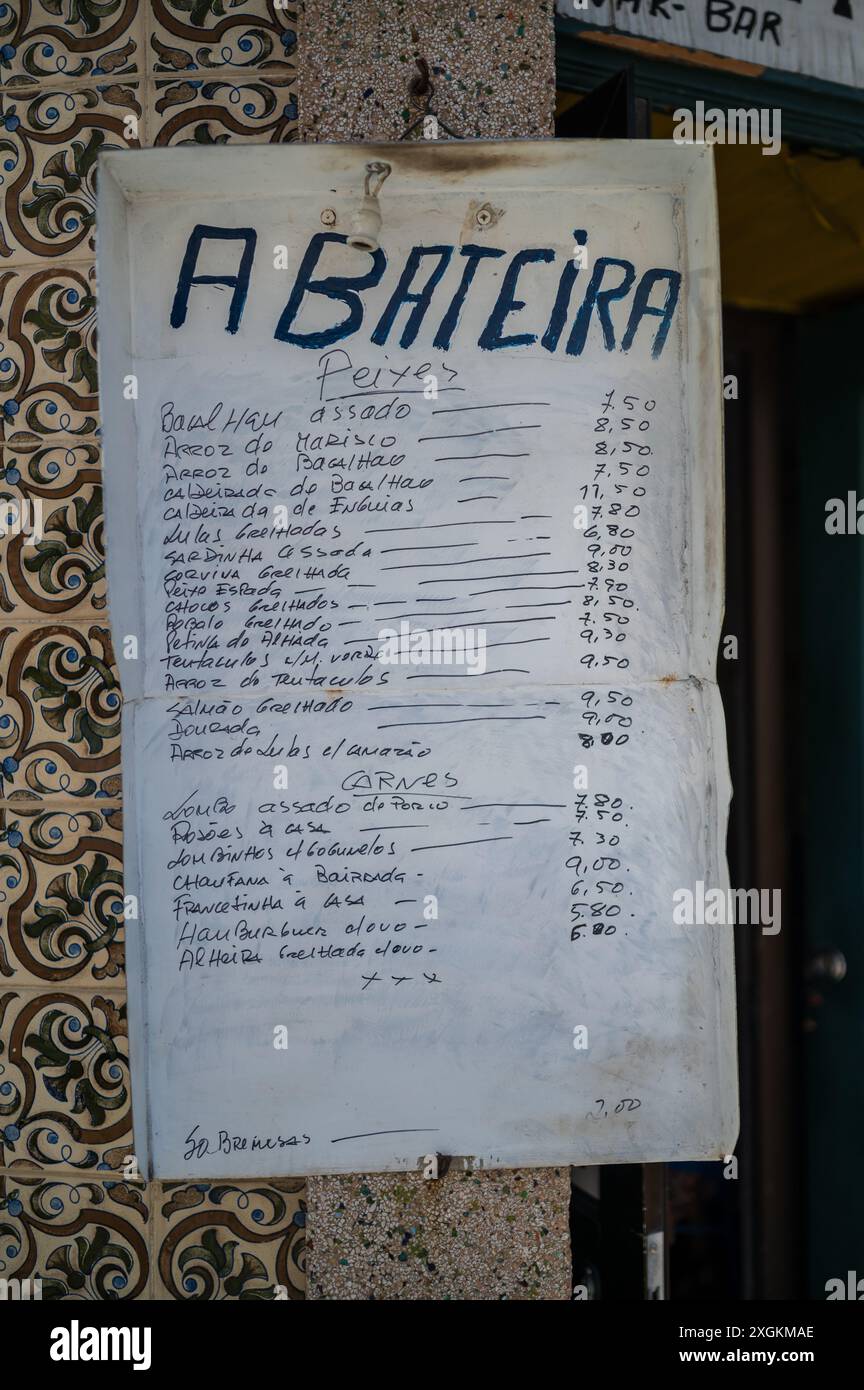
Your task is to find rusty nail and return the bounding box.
[409,56,432,101]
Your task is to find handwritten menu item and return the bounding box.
[98,142,737,1177]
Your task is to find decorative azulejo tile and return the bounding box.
[0,434,103,616]
[0,84,142,263]
[0,474,106,616]
[1,433,100,492]
[0,622,121,799]
[0,1173,150,1299]
[0,988,131,1171]
[148,0,297,75]
[0,0,144,88]
[0,800,123,986]
[0,264,98,440]
[154,1179,306,1299]
[152,74,296,143]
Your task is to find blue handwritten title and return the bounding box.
[169,224,681,360]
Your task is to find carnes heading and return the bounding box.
[169,225,682,360]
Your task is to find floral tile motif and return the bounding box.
[0,4,318,1303]
[0,800,123,986]
[0,0,144,88]
[154,1178,306,1299]
[0,84,142,264]
[0,988,132,1171]
[1,433,100,492]
[152,73,296,143]
[0,1173,150,1299]
[148,0,297,76]
[0,476,105,617]
[0,263,98,440]
[0,622,121,799]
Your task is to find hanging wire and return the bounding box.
[400,58,464,140]
[364,161,391,197]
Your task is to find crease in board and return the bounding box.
[124,673,715,703]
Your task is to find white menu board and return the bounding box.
[98,141,737,1178]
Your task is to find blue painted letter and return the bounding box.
[371,245,453,348]
[566,256,635,357]
[170,224,257,335]
[621,268,681,358]
[479,248,555,351]
[275,233,385,349]
[542,231,587,353]
[433,244,504,350]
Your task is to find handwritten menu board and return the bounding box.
[98,142,737,1178]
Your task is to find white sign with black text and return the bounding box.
[558,0,864,90]
[99,141,737,1178]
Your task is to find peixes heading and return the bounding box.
[169,225,682,360]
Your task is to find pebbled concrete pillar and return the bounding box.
[298,1,555,142]
[297,1,567,1301]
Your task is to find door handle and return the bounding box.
[805,949,847,983]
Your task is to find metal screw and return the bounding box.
[321,208,336,226]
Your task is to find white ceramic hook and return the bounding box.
[347,161,391,252]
